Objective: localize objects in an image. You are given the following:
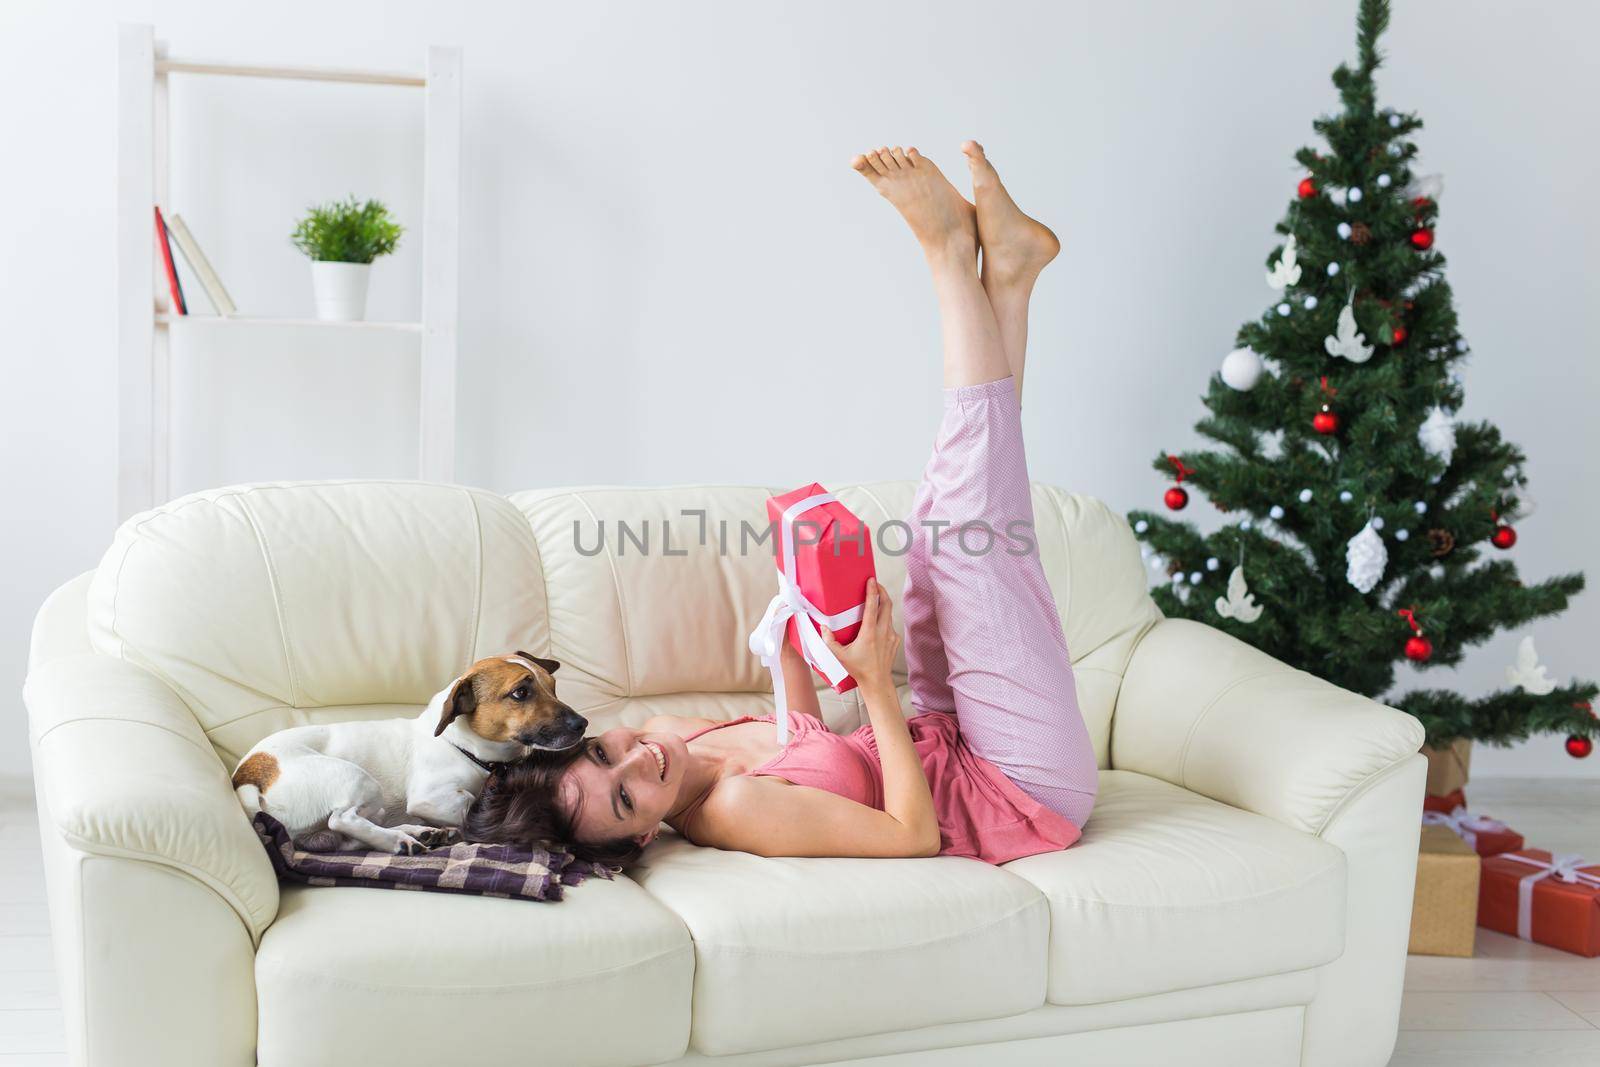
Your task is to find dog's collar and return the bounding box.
[450,743,506,777]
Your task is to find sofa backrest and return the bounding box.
[510,482,1159,769]
[88,480,1159,769]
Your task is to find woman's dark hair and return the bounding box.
[463,744,645,869]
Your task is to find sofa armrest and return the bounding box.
[1109,618,1425,836]
[25,653,279,941]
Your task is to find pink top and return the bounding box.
[682,711,1081,864]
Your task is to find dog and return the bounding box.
[232,652,587,853]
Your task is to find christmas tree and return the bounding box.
[1129,0,1597,755]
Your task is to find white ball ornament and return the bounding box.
[1299,489,1313,503]
[1269,505,1285,520]
[1276,302,1291,317]
[1395,529,1410,542]
[1456,339,1469,353]
[1189,572,1202,585]
[1388,143,1403,157]
[1134,519,1149,534]
[1327,262,1341,277]
[1389,114,1402,128]
[1240,519,1253,531]
[1304,296,1319,310]
[1337,222,1353,240]
[1339,490,1354,503]
[1206,557,1220,572]
[1347,186,1363,203]
[1414,501,1428,515]
[1377,174,1392,188]
[1220,347,1264,391]
[1371,516,1385,530]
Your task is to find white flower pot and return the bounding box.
[310,261,371,322]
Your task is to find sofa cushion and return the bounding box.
[255,877,693,1067]
[630,837,1049,1055]
[86,481,550,764]
[1004,770,1346,1005]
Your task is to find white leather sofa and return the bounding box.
[25,480,1426,1067]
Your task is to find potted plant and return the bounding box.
[290,197,404,321]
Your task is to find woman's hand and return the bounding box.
[821,579,901,693]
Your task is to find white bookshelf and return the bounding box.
[115,24,461,522]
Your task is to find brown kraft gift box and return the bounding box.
[1422,738,1471,798]
[1409,824,1480,957]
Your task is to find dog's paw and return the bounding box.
[414,826,456,849]
[391,824,454,854]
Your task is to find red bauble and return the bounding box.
[1411,196,1433,211]
[1297,177,1318,199]
[1313,407,1340,435]
[1410,228,1435,250]
[1164,487,1190,511]
[1567,735,1594,759]
[1391,325,1408,345]
[1491,524,1517,549]
[1404,635,1434,662]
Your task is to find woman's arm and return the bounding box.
[777,634,826,725]
[691,773,939,858]
[825,579,934,857]
[820,580,939,855]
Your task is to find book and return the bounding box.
[153,206,186,315]
[165,213,237,316]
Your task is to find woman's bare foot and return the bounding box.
[961,141,1059,287]
[851,146,977,263]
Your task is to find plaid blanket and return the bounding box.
[252,813,611,902]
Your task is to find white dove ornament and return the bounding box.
[1214,566,1263,623]
[1266,235,1303,290]
[1505,636,1557,696]
[1325,299,1374,363]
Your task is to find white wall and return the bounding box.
[3,0,1595,781]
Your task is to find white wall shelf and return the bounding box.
[116,24,460,522]
[155,313,425,333]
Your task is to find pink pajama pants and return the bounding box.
[901,376,1098,828]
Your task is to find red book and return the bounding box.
[154,206,186,315]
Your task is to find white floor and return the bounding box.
[3,777,1598,1065]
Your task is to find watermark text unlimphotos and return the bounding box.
[571,510,1037,558]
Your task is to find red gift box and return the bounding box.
[748,484,876,741]
[1421,795,1525,857]
[1477,849,1600,957]
[1423,788,1464,815]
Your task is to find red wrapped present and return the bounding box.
[1422,800,1525,857]
[1477,849,1600,957]
[1423,788,1464,815]
[747,483,876,742]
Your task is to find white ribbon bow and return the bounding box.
[1497,851,1600,941]
[1422,805,1513,851]
[747,492,863,744]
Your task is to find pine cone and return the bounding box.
[1350,222,1373,245]
[1427,528,1455,557]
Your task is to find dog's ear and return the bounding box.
[517,651,561,676]
[434,672,479,737]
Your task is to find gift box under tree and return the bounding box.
[1478,849,1600,957]
[1409,824,1480,958]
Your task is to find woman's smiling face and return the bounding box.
[558,726,690,845]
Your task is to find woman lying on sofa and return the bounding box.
[467,142,1097,867]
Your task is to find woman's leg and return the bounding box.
[962,141,1061,401]
[852,145,1094,827]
